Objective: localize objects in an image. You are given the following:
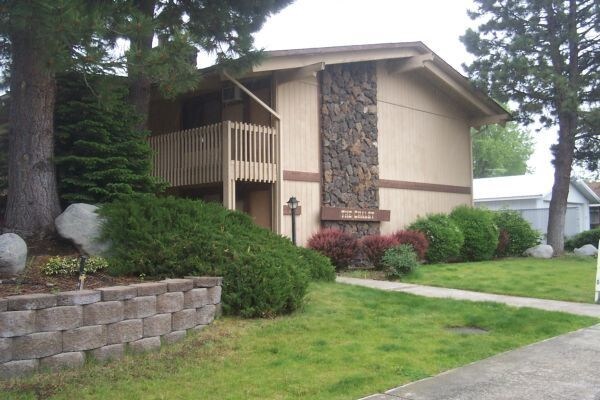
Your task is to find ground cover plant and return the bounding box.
[100,194,315,317]
[403,256,597,303]
[3,283,596,400]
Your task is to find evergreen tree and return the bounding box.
[112,0,293,127]
[0,1,113,237]
[54,74,163,205]
[461,0,599,253]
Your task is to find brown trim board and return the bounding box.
[378,179,471,195]
[283,205,302,216]
[283,170,320,182]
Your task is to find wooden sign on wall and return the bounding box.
[320,206,390,222]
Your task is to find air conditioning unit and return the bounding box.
[222,86,242,103]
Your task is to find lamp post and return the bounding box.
[287,196,299,245]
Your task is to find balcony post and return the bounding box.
[222,121,235,210]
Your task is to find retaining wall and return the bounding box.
[0,276,222,379]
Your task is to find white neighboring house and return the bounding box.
[473,175,600,239]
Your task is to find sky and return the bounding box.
[242,0,561,179]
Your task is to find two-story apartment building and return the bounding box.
[147,42,510,245]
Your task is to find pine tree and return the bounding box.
[54,73,163,205]
[461,0,599,253]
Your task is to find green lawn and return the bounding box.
[2,283,596,400]
[402,256,597,303]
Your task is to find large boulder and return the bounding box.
[0,233,27,276]
[524,244,554,259]
[55,203,110,256]
[574,244,598,257]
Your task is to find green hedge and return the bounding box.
[450,206,499,261]
[408,214,464,263]
[99,194,310,318]
[493,209,540,257]
[565,228,600,251]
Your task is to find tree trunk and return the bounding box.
[4,28,61,238]
[128,0,156,129]
[546,115,576,255]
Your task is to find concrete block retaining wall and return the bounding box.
[0,276,222,379]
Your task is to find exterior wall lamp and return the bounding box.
[287,196,299,245]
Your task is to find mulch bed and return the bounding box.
[0,236,148,298]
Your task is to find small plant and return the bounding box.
[450,206,499,261]
[359,234,399,269]
[393,230,429,260]
[408,213,464,263]
[493,209,540,257]
[382,244,420,278]
[41,256,108,276]
[296,247,336,282]
[565,228,600,251]
[307,229,358,271]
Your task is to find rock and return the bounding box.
[55,203,110,256]
[574,244,598,257]
[524,244,554,259]
[0,233,27,276]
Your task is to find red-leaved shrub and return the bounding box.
[393,230,429,260]
[360,234,399,269]
[307,229,358,270]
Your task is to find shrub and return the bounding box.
[393,230,429,260]
[296,247,336,282]
[99,194,309,318]
[54,73,163,205]
[565,228,600,251]
[493,209,540,257]
[41,256,108,276]
[359,234,399,269]
[450,206,499,261]
[408,213,464,263]
[307,229,358,270]
[382,244,420,278]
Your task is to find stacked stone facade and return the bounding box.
[0,276,222,379]
[320,62,380,236]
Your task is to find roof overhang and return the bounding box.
[252,42,510,125]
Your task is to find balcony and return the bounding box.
[148,121,278,188]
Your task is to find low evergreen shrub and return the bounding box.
[99,194,309,318]
[392,230,429,260]
[296,247,336,282]
[450,206,499,261]
[382,244,420,278]
[307,229,358,270]
[41,256,108,276]
[565,228,600,251]
[359,234,399,269]
[493,209,540,257]
[408,213,464,263]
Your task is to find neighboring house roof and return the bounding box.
[254,42,509,125]
[473,175,600,203]
[587,181,600,198]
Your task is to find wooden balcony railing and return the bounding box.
[148,121,278,187]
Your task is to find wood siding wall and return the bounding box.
[276,77,321,245]
[376,61,473,233]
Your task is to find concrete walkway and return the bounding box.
[336,277,600,399]
[336,276,600,318]
[359,324,600,400]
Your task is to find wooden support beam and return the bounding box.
[388,53,435,75]
[222,70,281,120]
[275,62,325,85]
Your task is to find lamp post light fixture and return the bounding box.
[287,196,299,245]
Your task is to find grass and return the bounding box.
[2,283,596,400]
[402,256,597,303]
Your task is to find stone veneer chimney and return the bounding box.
[320,62,380,236]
